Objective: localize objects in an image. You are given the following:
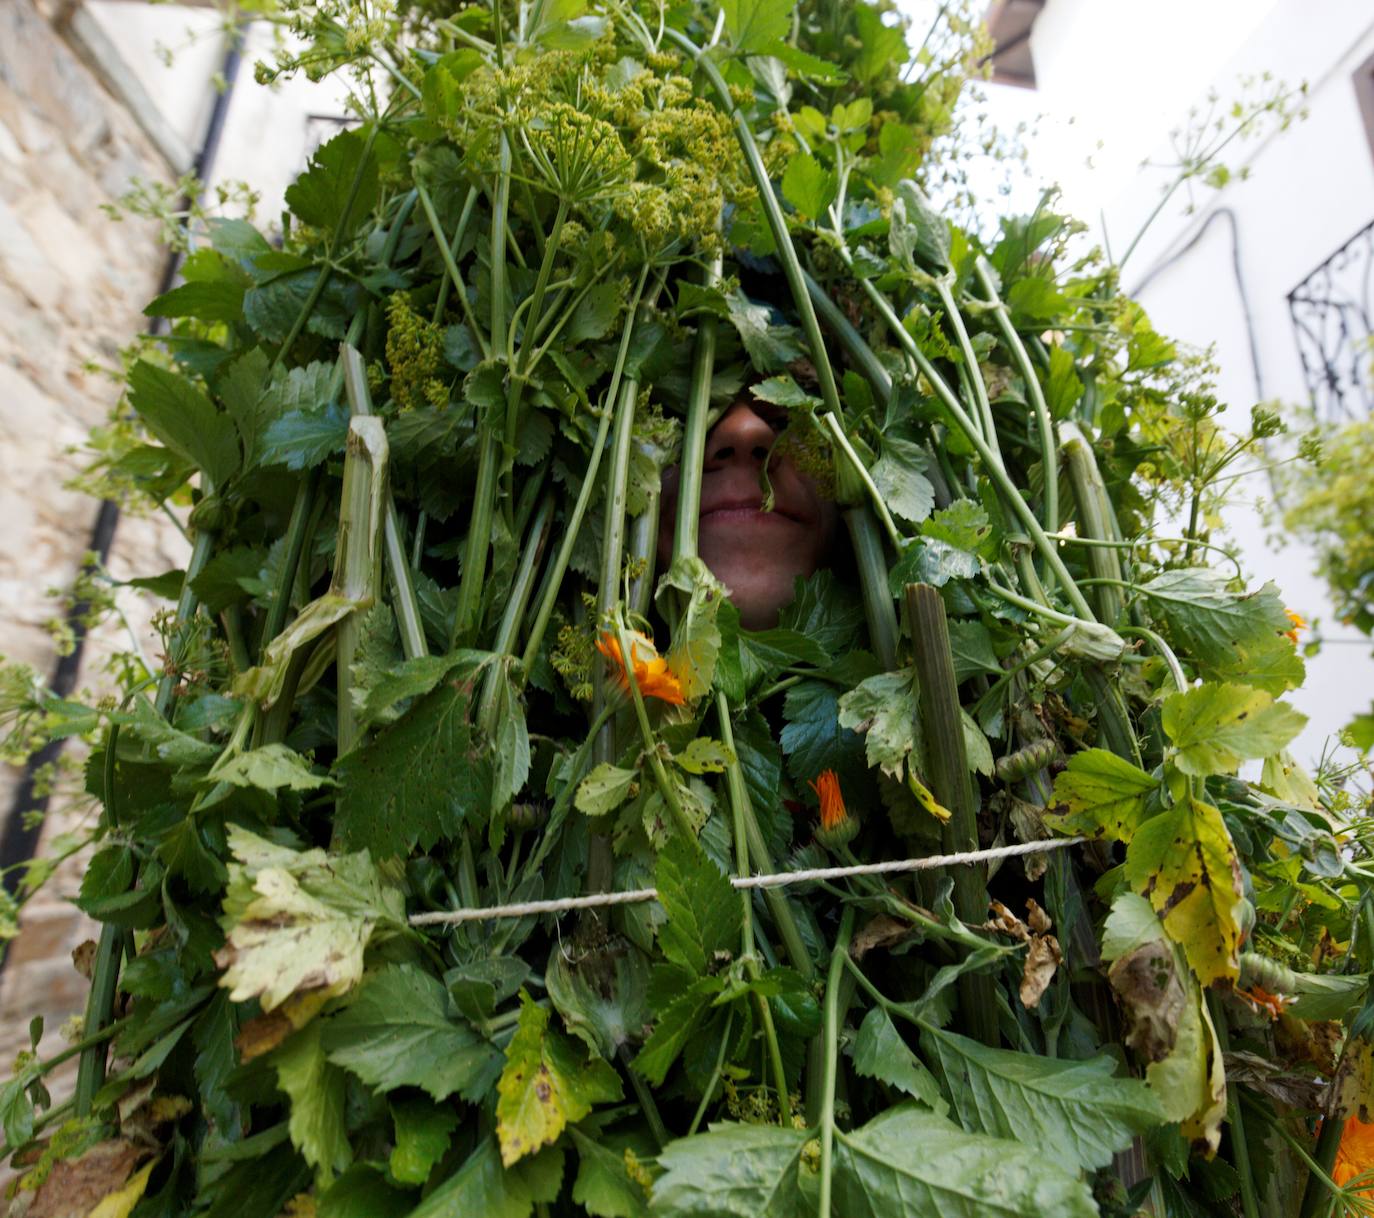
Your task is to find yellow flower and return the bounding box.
[1332,1116,1374,1196]
[595,631,686,706]
[1284,608,1307,645]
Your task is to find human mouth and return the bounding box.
[700,496,804,525]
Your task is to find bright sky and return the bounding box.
[896,0,1285,236]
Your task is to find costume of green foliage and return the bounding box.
[1,1,1366,1215]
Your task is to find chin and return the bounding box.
[712,564,802,630]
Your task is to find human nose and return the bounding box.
[704,402,776,469]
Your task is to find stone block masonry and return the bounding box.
[0,0,191,1128]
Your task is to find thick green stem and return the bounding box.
[818,906,856,1218]
[934,278,997,448]
[1061,421,1124,625]
[519,265,650,678]
[1298,1116,1347,1218]
[154,510,216,717]
[74,923,123,1114]
[821,414,902,547]
[1208,994,1261,1218]
[333,418,388,757]
[974,257,1058,535]
[717,692,812,980]
[673,260,722,565]
[844,506,899,671]
[802,269,892,404]
[342,345,427,659]
[431,185,479,325]
[453,428,500,647]
[417,180,491,357]
[904,583,997,1046]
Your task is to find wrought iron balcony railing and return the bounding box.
[1287,218,1374,422]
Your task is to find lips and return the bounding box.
[699,495,805,524]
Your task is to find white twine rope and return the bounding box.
[408,836,1086,927]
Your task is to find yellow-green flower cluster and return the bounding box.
[384,293,448,412]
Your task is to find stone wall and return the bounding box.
[0,0,190,1114]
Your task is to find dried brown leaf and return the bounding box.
[1109,941,1186,1063]
[1020,934,1062,1009]
[27,1139,145,1218]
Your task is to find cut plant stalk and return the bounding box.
[333,417,389,758]
[818,906,856,1218]
[904,582,998,1046]
[1061,421,1125,626]
[844,506,899,671]
[342,344,427,659]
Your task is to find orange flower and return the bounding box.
[1284,608,1307,645]
[810,770,848,831]
[1333,1115,1374,1196]
[1235,984,1290,1020]
[595,631,686,706]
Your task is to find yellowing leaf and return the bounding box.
[1146,973,1226,1155]
[1162,682,1307,777]
[88,1160,155,1218]
[1123,797,1244,985]
[657,557,727,702]
[496,993,622,1167]
[215,827,403,1011]
[1047,748,1158,842]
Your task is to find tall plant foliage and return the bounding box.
[2,1,1371,1215]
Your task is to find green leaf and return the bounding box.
[213,744,334,792]
[575,764,639,817]
[759,42,846,82]
[1042,344,1083,419]
[259,399,350,470]
[216,828,403,1011]
[1046,748,1159,842]
[1162,682,1306,776]
[390,1095,459,1186]
[781,678,865,783]
[831,1105,1098,1218]
[496,993,622,1167]
[285,128,379,241]
[569,1128,648,1217]
[487,661,532,809]
[325,964,501,1102]
[889,180,950,273]
[652,1123,810,1217]
[922,500,993,554]
[724,289,804,373]
[946,620,1003,682]
[1139,569,1289,672]
[781,152,837,220]
[919,1024,1165,1173]
[565,283,625,344]
[850,4,909,84]
[354,650,487,726]
[318,1166,414,1218]
[546,940,650,1059]
[850,1006,944,1109]
[406,1137,535,1218]
[961,710,993,777]
[674,737,735,775]
[275,1021,351,1184]
[334,679,486,856]
[1216,630,1305,697]
[145,279,245,324]
[872,435,935,525]
[128,361,240,488]
[1123,795,1245,986]
[777,569,866,657]
[837,669,919,779]
[658,556,729,701]
[656,835,741,977]
[720,0,797,55]
[190,545,265,613]
[632,973,722,1085]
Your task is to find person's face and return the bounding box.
[658,399,837,629]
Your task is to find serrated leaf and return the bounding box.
[285,128,378,240]
[213,744,334,792]
[215,827,403,1011]
[565,282,625,344]
[275,1021,351,1184]
[674,737,735,775]
[259,399,350,470]
[781,152,836,220]
[632,973,722,1086]
[658,556,728,701]
[389,1095,459,1185]
[1140,568,1289,671]
[334,679,486,857]
[575,764,639,816]
[569,1128,647,1217]
[837,669,918,779]
[653,1123,810,1217]
[781,677,865,783]
[406,1137,535,1218]
[724,288,804,373]
[851,1006,944,1109]
[325,964,501,1101]
[1162,682,1306,776]
[871,435,935,525]
[831,1105,1098,1218]
[1123,795,1244,985]
[656,836,740,977]
[1046,748,1159,842]
[889,180,950,273]
[919,1024,1165,1173]
[496,993,622,1167]
[145,279,245,324]
[720,0,797,54]
[128,360,240,487]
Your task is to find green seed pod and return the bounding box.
[995,738,1056,784]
